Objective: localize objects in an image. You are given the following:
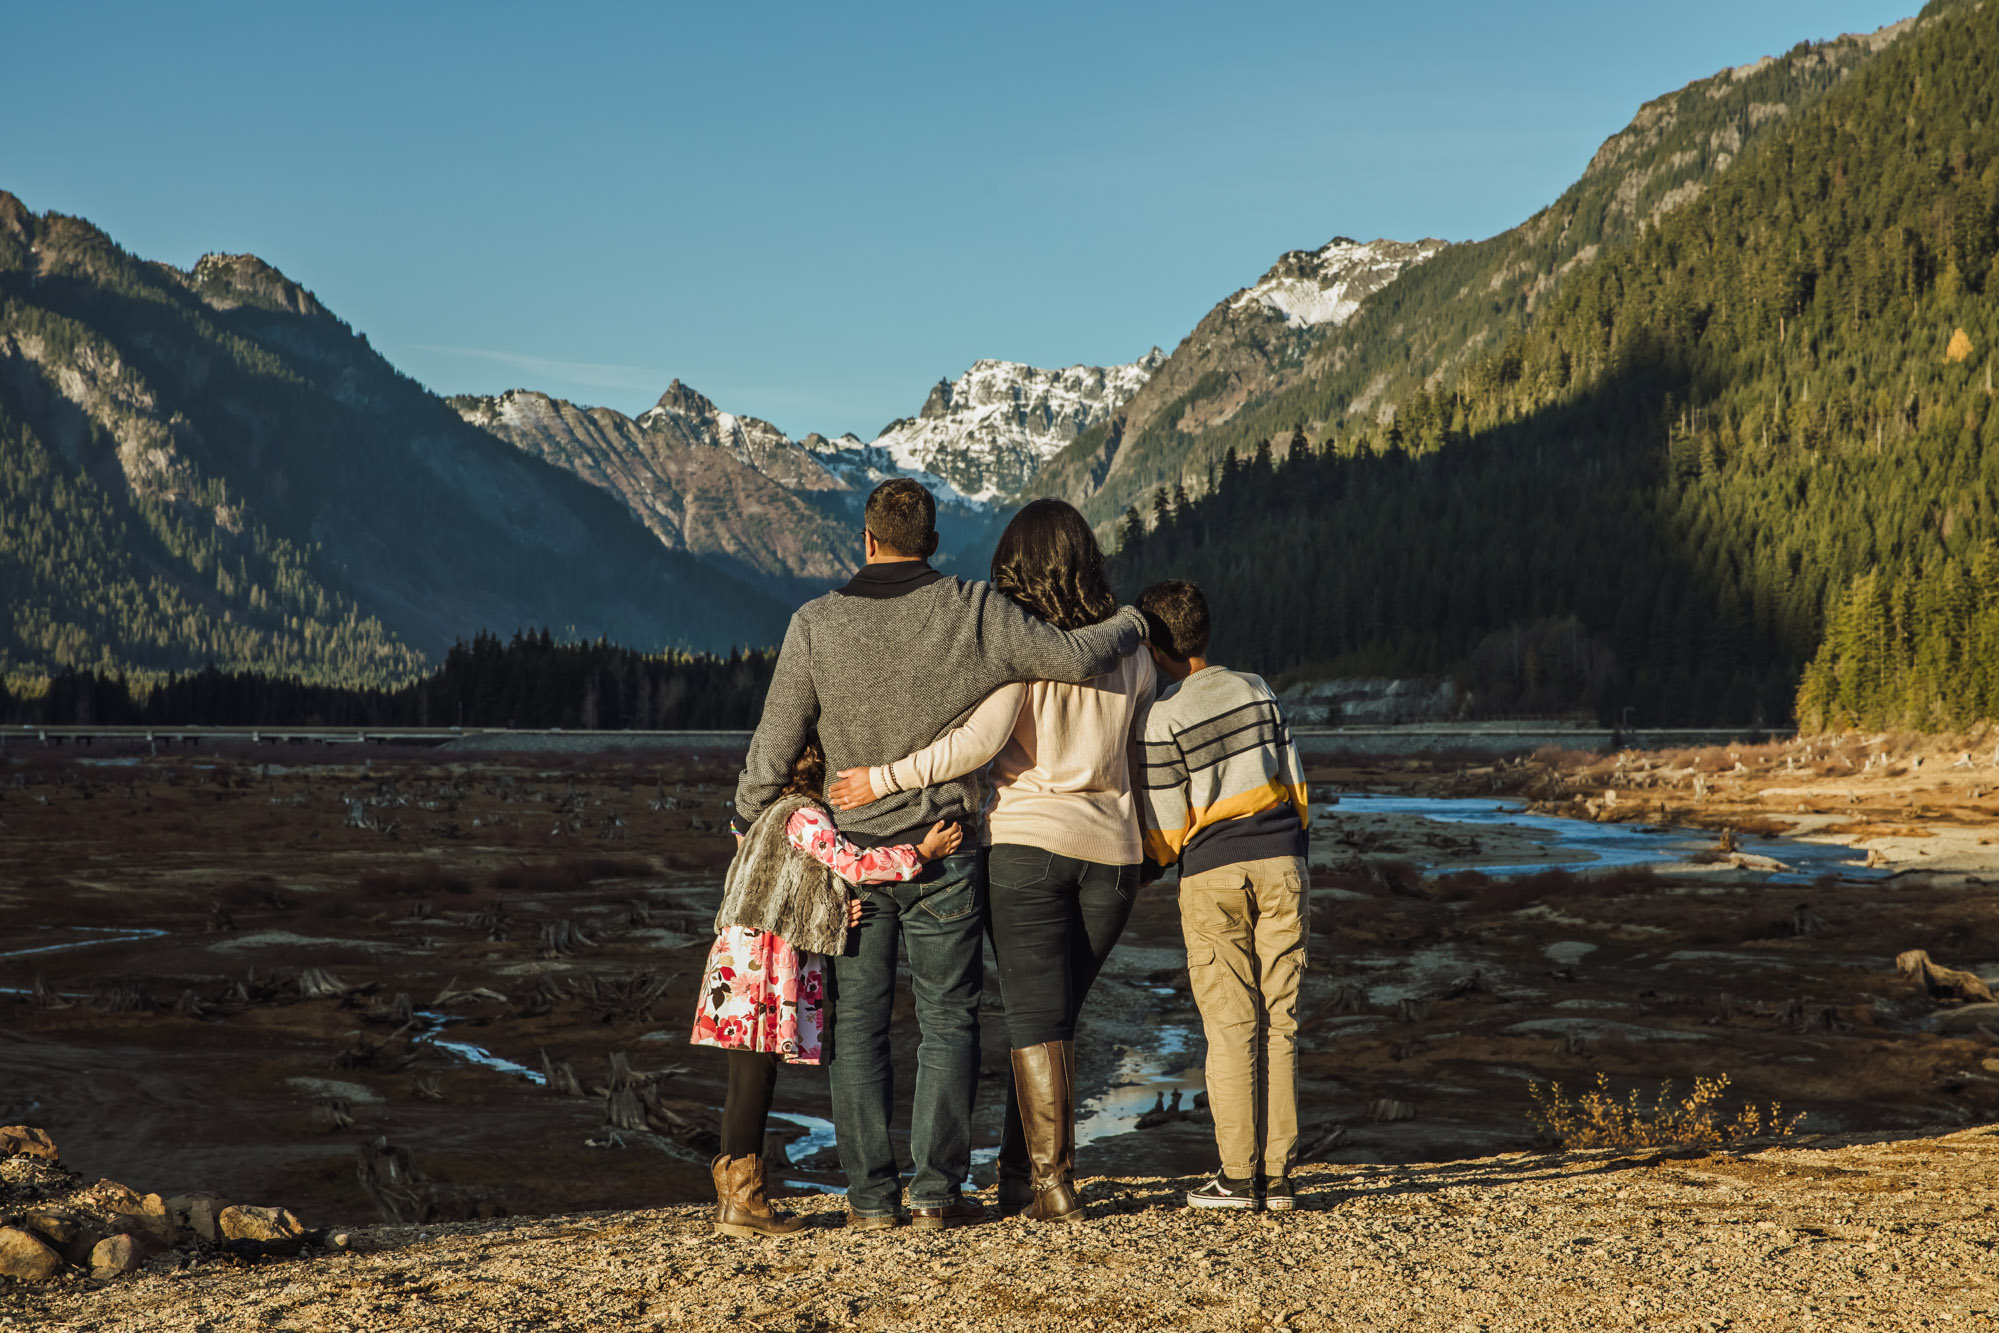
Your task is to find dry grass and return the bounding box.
[1528,1073,1804,1150]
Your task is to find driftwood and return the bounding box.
[431,977,509,1007]
[298,968,352,1000]
[1897,950,1995,1004]
[539,1049,585,1097]
[1295,1123,1350,1161]
[540,920,596,958]
[311,1098,355,1132]
[355,1137,504,1224]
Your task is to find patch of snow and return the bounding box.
[1229,237,1447,330]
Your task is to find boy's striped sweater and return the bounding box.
[1139,666,1309,877]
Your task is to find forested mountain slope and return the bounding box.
[0,196,788,686]
[1114,0,1998,729]
[1040,14,1921,530]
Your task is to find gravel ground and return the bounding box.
[8,1126,1995,1332]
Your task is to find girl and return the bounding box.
[693,739,961,1238]
[831,498,1153,1223]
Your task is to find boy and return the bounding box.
[1136,579,1310,1212]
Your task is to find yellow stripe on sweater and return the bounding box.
[1145,780,1309,866]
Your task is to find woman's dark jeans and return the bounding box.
[985,844,1140,1049]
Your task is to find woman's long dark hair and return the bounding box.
[990,499,1117,630]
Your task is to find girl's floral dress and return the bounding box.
[690,804,924,1064]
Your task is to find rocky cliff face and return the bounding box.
[452,387,857,590]
[456,351,1165,587]
[1025,236,1444,520]
[864,352,1165,502]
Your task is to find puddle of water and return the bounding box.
[1543,941,1598,967]
[413,1011,546,1085]
[1074,1025,1205,1148]
[1502,1018,1711,1043]
[769,1111,839,1163]
[1327,793,1881,883]
[0,927,168,962]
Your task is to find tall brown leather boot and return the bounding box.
[995,1077,1032,1218]
[1010,1041,1084,1223]
[712,1153,807,1238]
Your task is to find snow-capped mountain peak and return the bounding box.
[863,350,1166,503]
[1229,237,1447,329]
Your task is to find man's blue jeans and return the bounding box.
[827,848,985,1217]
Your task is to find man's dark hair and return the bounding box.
[1138,580,1209,661]
[865,478,939,558]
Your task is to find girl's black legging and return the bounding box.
[985,844,1140,1048]
[720,1049,781,1157]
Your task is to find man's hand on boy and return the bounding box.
[828,768,875,811]
[916,820,963,860]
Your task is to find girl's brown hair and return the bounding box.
[783,738,826,799]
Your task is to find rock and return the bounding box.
[20,1208,82,1251]
[0,1226,64,1282]
[23,1208,107,1266]
[167,1191,232,1244]
[219,1205,308,1256]
[1896,949,1995,1003]
[0,1126,58,1161]
[84,1179,146,1213]
[133,1193,177,1250]
[89,1233,143,1279]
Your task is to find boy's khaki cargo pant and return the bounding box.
[1178,855,1308,1181]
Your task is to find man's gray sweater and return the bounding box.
[734,560,1146,846]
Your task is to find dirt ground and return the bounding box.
[5,1126,1995,1332]
[3,728,1998,1239]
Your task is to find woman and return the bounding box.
[830,498,1153,1223]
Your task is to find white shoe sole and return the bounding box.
[1263,1197,1296,1212]
[1185,1192,1260,1210]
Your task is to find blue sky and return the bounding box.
[9,1,1917,439]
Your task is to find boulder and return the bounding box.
[166,1191,232,1244]
[89,1234,143,1280]
[218,1205,308,1256]
[0,1126,58,1162]
[0,1226,64,1283]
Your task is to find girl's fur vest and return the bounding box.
[712,793,850,956]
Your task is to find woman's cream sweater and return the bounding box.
[866,651,1155,865]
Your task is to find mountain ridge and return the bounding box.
[1024,13,1928,529]
[0,194,789,686]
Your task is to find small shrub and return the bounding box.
[1528,1072,1803,1149]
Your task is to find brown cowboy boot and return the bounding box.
[1010,1041,1084,1223]
[995,1077,1033,1217]
[712,1153,807,1238]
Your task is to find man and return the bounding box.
[733,478,1146,1230]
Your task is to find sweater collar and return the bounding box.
[837,560,947,599]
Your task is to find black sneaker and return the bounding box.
[1185,1172,1261,1211]
[1259,1175,1297,1211]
